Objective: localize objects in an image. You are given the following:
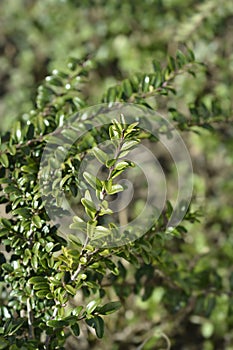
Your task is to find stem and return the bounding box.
[71,129,125,282]
[128,63,196,103]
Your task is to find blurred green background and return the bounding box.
[1,0,232,130]
[0,0,233,349]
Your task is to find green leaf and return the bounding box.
[7,144,16,156]
[46,75,63,86]
[61,128,78,142]
[112,119,123,132]
[115,161,131,171]
[46,319,67,328]
[111,168,125,179]
[2,263,14,273]
[32,242,40,255]
[140,240,152,252]
[65,284,77,296]
[86,299,101,314]
[69,218,86,232]
[0,178,10,185]
[12,207,31,218]
[187,48,195,62]
[103,179,112,193]
[28,276,47,284]
[0,154,9,168]
[7,320,25,336]
[98,301,121,315]
[127,122,139,131]
[84,189,92,201]
[0,218,11,228]
[176,50,187,67]
[120,114,126,127]
[122,79,133,98]
[92,147,108,164]
[106,87,117,102]
[141,250,151,264]
[128,253,140,268]
[107,184,124,195]
[129,75,140,91]
[142,75,150,92]
[70,323,80,337]
[36,289,49,298]
[121,140,139,151]
[86,316,104,338]
[91,226,110,240]
[21,164,38,173]
[31,255,38,270]
[152,59,161,72]
[83,171,102,191]
[81,198,96,219]
[73,216,85,224]
[33,282,50,291]
[60,174,72,188]
[99,207,113,216]
[32,215,42,228]
[109,125,121,140]
[168,56,176,71]
[72,306,83,317]
[45,135,65,145]
[45,242,54,253]
[106,159,116,168]
[12,121,22,142]
[3,185,21,195]
[0,229,8,238]
[104,258,119,275]
[87,220,98,238]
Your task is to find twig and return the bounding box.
[71,126,125,281]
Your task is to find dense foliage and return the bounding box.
[0,1,233,349]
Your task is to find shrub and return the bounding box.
[0,49,232,349]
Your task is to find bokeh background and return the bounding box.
[0,0,233,349]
